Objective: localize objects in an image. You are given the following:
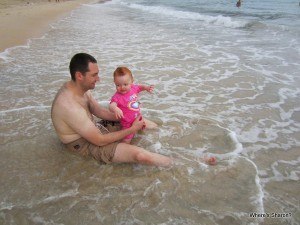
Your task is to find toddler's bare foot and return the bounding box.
[122,139,132,144]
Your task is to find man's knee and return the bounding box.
[136,152,152,164]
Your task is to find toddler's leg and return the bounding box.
[144,118,158,129]
[122,125,135,143]
[122,138,132,144]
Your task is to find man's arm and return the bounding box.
[65,105,144,146]
[88,92,117,121]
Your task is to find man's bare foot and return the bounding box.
[205,156,217,166]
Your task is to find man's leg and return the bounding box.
[112,143,172,167]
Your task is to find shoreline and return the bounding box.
[0,0,100,53]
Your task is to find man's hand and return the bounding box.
[132,116,145,131]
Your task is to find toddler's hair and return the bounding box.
[113,67,133,80]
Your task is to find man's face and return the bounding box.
[82,62,99,90]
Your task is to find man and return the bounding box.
[51,53,172,167]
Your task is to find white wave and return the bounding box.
[213,127,244,160]
[143,179,161,197]
[0,105,50,114]
[0,35,47,62]
[126,3,247,28]
[0,44,30,62]
[0,48,12,62]
[42,189,79,204]
[243,156,265,219]
[269,159,300,182]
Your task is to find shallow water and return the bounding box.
[0,0,299,224]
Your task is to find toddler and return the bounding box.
[109,67,155,143]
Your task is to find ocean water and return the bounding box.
[0,0,299,224]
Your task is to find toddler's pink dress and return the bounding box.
[110,84,142,140]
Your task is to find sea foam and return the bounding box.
[126,3,248,28]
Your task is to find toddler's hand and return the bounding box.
[147,85,154,93]
[114,107,124,119]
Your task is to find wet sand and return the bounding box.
[0,0,99,52]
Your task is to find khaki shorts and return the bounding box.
[64,121,120,164]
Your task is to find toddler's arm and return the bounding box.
[109,102,124,119]
[139,84,154,93]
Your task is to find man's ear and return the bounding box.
[75,71,83,81]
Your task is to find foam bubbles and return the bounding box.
[127,3,248,28]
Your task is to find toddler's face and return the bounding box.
[114,73,133,94]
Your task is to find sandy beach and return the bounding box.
[0,0,98,52]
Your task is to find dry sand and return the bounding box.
[0,0,99,52]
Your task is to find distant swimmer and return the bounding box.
[236,0,241,8]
